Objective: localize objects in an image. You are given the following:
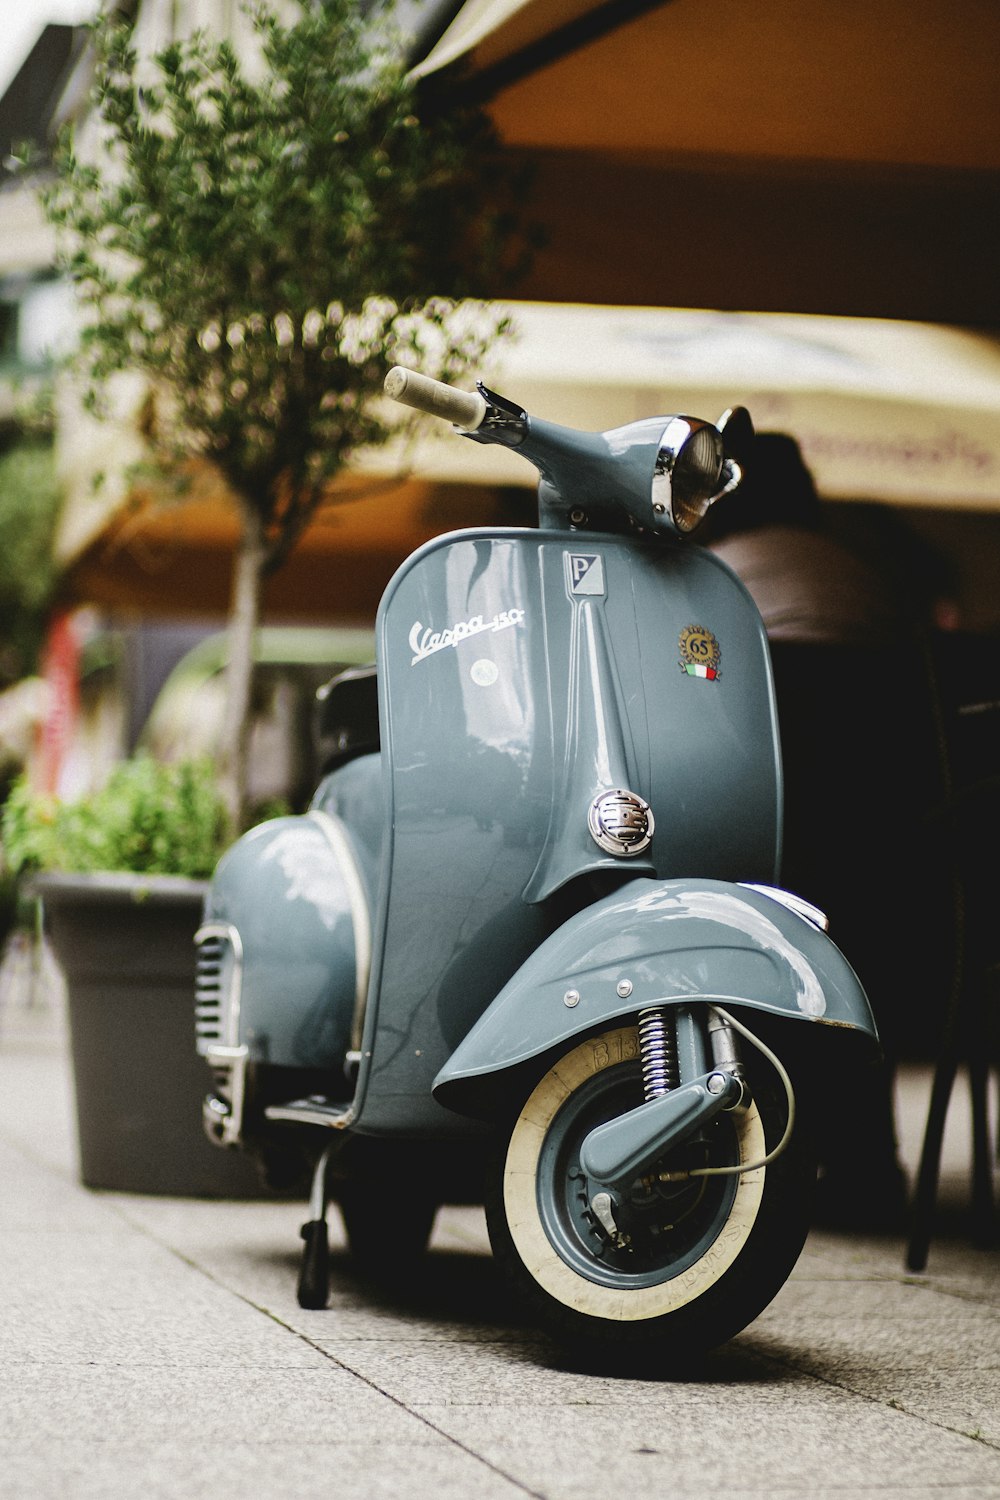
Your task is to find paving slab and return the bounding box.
[1,992,999,1500]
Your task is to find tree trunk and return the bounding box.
[220,503,266,831]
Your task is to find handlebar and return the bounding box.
[383,363,752,539]
[384,366,488,430]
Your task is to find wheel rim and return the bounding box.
[503,1027,767,1321]
[537,1063,741,1289]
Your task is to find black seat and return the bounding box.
[314,664,380,774]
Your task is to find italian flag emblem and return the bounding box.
[678,624,722,682]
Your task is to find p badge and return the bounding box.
[566,552,606,597]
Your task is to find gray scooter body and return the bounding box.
[343,526,785,1134]
[198,434,875,1154]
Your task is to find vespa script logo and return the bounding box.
[409,608,525,666]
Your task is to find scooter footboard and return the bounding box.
[432,876,878,1119]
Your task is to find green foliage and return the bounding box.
[1,756,231,878]
[43,0,521,564]
[0,441,61,684]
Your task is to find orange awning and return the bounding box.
[414,0,1000,326]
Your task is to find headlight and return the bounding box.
[652,419,729,533]
[652,410,751,534]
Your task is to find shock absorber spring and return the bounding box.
[637,1006,679,1100]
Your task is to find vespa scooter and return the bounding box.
[194,367,878,1357]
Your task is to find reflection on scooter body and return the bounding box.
[195,367,877,1357]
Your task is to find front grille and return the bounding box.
[194,924,241,1056]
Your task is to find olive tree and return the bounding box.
[43,0,520,825]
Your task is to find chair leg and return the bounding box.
[907,1050,959,1271]
[969,1010,996,1248]
[907,865,967,1272]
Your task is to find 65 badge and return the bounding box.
[679,625,721,681]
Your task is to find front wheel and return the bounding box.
[484,1024,814,1357]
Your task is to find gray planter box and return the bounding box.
[35,871,275,1197]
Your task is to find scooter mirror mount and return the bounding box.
[474,382,529,446]
[718,405,755,468]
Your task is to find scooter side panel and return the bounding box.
[352,529,784,1136]
[432,877,879,1119]
[201,808,369,1070]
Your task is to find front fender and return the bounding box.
[433,877,878,1117]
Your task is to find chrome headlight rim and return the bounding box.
[652,417,739,535]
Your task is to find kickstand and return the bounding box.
[297,1144,333,1309]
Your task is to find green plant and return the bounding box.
[0,439,62,687]
[41,0,525,825]
[1,755,230,879]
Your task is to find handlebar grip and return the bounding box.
[384,366,488,430]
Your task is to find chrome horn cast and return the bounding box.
[588,789,655,857]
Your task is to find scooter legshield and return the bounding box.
[432,876,878,1119]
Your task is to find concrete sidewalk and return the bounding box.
[2,988,999,1500]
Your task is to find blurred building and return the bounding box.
[1,0,999,795]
